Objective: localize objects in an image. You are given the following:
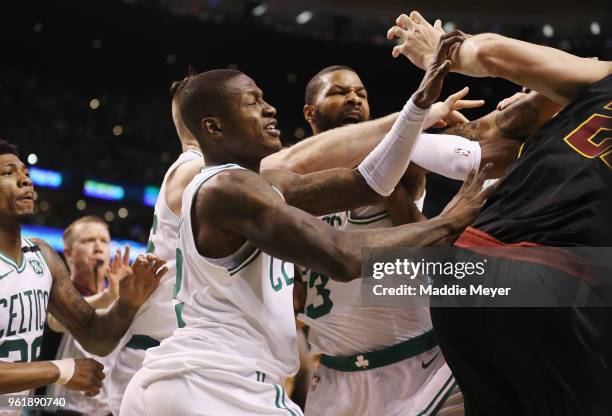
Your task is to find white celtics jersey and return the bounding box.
[129,148,203,340]
[297,195,432,356]
[143,164,298,383]
[0,237,52,364]
[108,149,203,415]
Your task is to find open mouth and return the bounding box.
[264,120,281,137]
[342,109,364,123]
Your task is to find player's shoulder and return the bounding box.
[28,238,63,276]
[194,168,282,220]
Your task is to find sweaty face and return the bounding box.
[0,154,35,223]
[221,74,281,163]
[66,222,111,280]
[312,70,370,132]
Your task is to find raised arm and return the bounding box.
[262,34,466,215]
[388,12,612,104]
[38,239,166,356]
[199,166,493,282]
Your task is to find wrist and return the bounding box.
[411,92,431,110]
[116,296,140,314]
[49,359,75,385]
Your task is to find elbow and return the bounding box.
[327,239,361,282]
[82,340,114,357]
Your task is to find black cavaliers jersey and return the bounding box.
[474,73,612,246]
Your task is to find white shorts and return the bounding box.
[305,346,458,416]
[108,346,146,416]
[121,367,304,416]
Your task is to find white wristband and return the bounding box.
[50,358,75,385]
[357,97,429,196]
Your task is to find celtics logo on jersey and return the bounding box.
[29,258,44,276]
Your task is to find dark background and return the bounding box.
[0,0,610,240]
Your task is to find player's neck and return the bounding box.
[0,221,22,264]
[203,153,261,173]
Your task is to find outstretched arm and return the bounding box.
[388,12,612,104]
[263,34,465,215]
[261,88,483,174]
[199,165,493,282]
[38,240,166,356]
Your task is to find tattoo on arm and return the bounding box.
[443,120,483,142]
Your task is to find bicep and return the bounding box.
[262,168,380,216]
[205,173,351,279]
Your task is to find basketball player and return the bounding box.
[388,12,612,415]
[121,34,495,415]
[107,79,205,416]
[0,139,166,403]
[294,65,463,416]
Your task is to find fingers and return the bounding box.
[395,14,413,30]
[471,162,494,190]
[446,87,469,103]
[386,26,406,41]
[432,120,448,128]
[431,60,452,82]
[433,19,443,32]
[454,99,485,110]
[409,11,428,26]
[122,245,131,265]
[392,44,406,58]
[435,31,466,62]
[155,266,169,279]
[447,110,470,125]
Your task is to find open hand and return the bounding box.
[387,11,445,70]
[107,245,131,299]
[118,254,167,308]
[424,87,484,129]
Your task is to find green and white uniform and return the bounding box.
[108,149,203,415]
[121,164,302,416]
[299,198,458,416]
[0,238,52,416]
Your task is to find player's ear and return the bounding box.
[202,117,223,138]
[303,104,315,125]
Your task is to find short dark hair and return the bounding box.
[169,66,198,100]
[63,216,109,248]
[304,65,356,105]
[0,139,19,157]
[177,69,244,139]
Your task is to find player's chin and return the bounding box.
[16,210,34,223]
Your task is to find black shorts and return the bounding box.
[430,249,612,416]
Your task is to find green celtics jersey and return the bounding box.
[0,237,52,363]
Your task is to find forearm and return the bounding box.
[261,113,398,173]
[450,33,612,104]
[74,300,138,356]
[85,288,116,309]
[0,361,59,394]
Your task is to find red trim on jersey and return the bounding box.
[455,227,598,284]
